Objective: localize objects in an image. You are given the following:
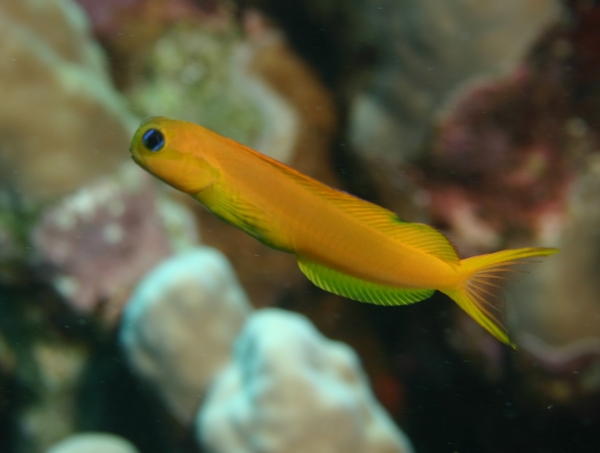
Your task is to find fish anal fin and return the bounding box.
[298,257,434,306]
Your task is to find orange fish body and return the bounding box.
[130,117,558,347]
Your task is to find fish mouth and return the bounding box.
[130,150,148,169]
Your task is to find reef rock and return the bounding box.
[121,247,252,423]
[0,0,136,200]
[197,308,413,453]
[46,433,139,453]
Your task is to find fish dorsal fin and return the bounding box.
[298,257,434,306]
[283,168,460,263]
[383,222,460,263]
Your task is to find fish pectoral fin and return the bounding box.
[298,257,434,306]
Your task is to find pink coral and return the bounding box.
[32,167,172,321]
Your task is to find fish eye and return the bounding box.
[142,128,165,152]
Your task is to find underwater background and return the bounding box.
[0,0,599,452]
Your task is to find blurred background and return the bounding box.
[0,0,599,452]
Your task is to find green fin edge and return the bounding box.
[298,257,434,306]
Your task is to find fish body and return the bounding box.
[194,137,456,289]
[130,117,558,347]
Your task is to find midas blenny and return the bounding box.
[130,117,558,347]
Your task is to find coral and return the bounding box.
[121,247,252,423]
[0,0,136,200]
[197,308,413,453]
[46,433,139,453]
[31,164,184,322]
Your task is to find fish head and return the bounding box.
[130,117,218,194]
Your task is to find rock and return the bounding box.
[235,0,561,229]
[424,74,571,253]
[121,247,252,423]
[239,11,339,181]
[0,0,136,200]
[46,433,138,453]
[197,308,413,453]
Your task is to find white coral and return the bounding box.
[197,308,413,453]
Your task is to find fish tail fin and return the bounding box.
[441,247,558,348]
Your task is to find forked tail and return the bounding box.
[441,247,558,348]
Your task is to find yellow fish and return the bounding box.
[130,117,558,347]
